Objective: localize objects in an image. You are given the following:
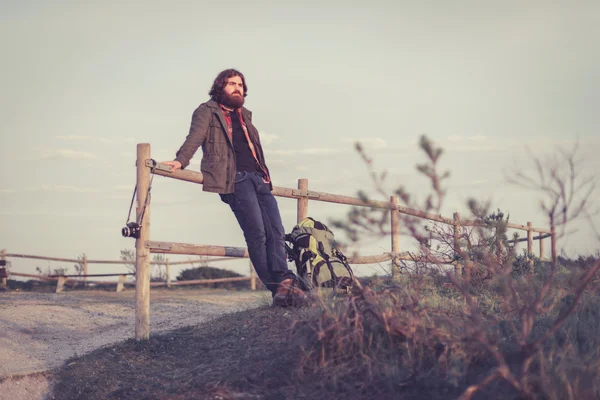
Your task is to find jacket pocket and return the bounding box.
[207,122,228,156]
[200,155,226,190]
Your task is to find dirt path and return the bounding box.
[0,288,268,400]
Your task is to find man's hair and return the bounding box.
[208,69,248,103]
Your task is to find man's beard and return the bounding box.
[221,91,245,108]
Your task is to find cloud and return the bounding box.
[271,148,343,156]
[41,149,97,160]
[343,137,388,149]
[259,132,280,145]
[447,135,488,142]
[55,135,135,144]
[113,185,134,192]
[445,144,499,152]
[26,185,101,193]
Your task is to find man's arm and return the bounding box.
[164,105,211,171]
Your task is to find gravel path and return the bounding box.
[0,288,268,400]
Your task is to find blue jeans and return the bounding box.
[219,171,296,295]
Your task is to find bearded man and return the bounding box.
[162,69,306,307]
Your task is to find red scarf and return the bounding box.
[220,104,270,184]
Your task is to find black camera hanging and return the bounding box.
[122,160,157,239]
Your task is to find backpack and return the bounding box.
[284,217,355,293]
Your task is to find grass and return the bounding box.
[26,258,600,399]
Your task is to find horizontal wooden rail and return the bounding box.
[147,239,413,265]
[9,272,55,280]
[506,233,552,244]
[3,253,235,266]
[8,272,133,286]
[147,241,250,258]
[6,253,80,263]
[165,257,234,265]
[505,223,551,234]
[148,161,551,234]
[48,273,136,278]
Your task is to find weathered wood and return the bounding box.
[135,143,152,341]
[527,221,534,256]
[148,161,204,185]
[9,272,133,287]
[2,252,233,266]
[86,260,137,265]
[147,240,407,265]
[5,253,80,263]
[539,236,545,261]
[9,272,55,280]
[273,186,456,224]
[297,179,309,223]
[56,276,67,293]
[166,258,171,288]
[505,222,552,234]
[348,253,398,264]
[390,196,401,280]
[48,273,135,278]
[148,160,555,235]
[116,274,127,293]
[146,241,249,258]
[506,233,552,244]
[164,257,235,265]
[83,255,88,288]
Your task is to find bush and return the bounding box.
[176,266,250,289]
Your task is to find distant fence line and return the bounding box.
[129,143,555,341]
[0,249,247,293]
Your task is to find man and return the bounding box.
[162,68,306,307]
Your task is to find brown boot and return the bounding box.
[273,278,308,307]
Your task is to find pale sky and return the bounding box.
[1,1,599,279]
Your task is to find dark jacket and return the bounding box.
[174,99,272,194]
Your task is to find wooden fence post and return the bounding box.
[166,258,171,288]
[527,222,533,256]
[249,260,256,290]
[453,212,462,276]
[1,249,6,288]
[117,274,126,292]
[297,178,308,223]
[539,235,545,261]
[390,195,400,280]
[83,254,88,288]
[135,143,152,341]
[56,276,66,293]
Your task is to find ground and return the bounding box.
[0,287,271,400]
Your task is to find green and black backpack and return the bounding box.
[284,217,355,293]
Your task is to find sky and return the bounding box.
[1,1,599,280]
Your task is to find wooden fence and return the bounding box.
[0,248,247,293]
[129,143,555,340]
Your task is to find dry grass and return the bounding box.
[38,258,599,399]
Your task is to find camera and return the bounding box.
[122,222,141,238]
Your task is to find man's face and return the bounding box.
[221,75,244,108]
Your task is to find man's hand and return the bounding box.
[162,160,182,172]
